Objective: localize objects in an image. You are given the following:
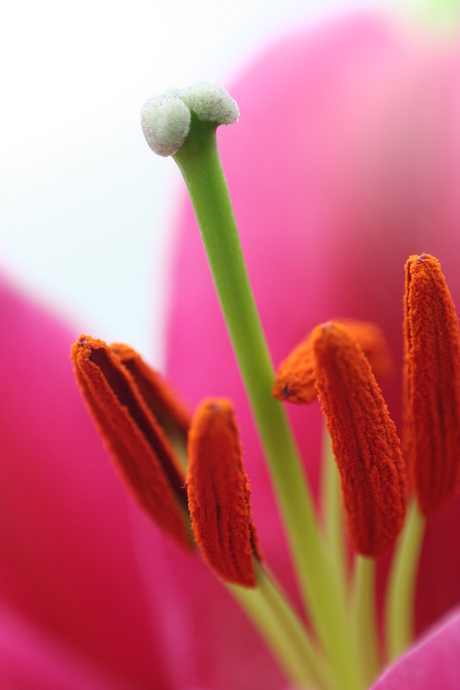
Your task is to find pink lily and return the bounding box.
[1,10,460,690]
[166,10,460,688]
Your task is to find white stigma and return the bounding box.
[140,96,191,158]
[180,82,239,126]
[140,82,239,157]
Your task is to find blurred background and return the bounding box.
[0,0,422,366]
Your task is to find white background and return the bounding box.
[1,0,407,366]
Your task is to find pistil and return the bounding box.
[141,83,365,689]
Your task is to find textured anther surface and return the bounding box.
[312,322,407,557]
[404,254,460,516]
[187,398,260,587]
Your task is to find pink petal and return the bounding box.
[0,603,127,690]
[166,12,460,634]
[0,276,171,688]
[128,506,286,689]
[371,607,460,689]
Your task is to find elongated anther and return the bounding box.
[111,342,191,467]
[272,335,317,405]
[70,335,193,551]
[312,323,407,558]
[187,399,261,587]
[404,254,460,516]
[273,319,393,405]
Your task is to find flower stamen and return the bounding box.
[273,319,393,405]
[312,322,407,558]
[70,335,193,550]
[404,253,460,515]
[111,342,191,469]
[187,398,261,587]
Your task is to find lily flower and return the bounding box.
[164,10,460,690]
[2,9,460,690]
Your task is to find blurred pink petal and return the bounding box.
[167,12,460,633]
[371,607,460,689]
[0,603,126,690]
[128,500,285,689]
[0,275,171,688]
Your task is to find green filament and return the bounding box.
[350,556,380,685]
[173,120,364,689]
[230,562,338,689]
[384,501,426,662]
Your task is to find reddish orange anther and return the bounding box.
[312,322,407,558]
[273,319,392,405]
[70,335,192,551]
[112,342,191,462]
[187,399,261,587]
[404,254,460,516]
[272,335,317,404]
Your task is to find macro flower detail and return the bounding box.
[140,82,239,157]
[187,399,261,587]
[70,335,193,551]
[311,322,407,558]
[6,12,460,689]
[69,68,460,687]
[110,342,191,463]
[137,75,460,688]
[71,337,263,590]
[273,319,393,404]
[404,253,460,516]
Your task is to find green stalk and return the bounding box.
[384,501,426,662]
[230,562,338,689]
[320,422,348,601]
[173,121,364,690]
[350,556,380,686]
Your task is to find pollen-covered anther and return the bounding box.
[111,342,191,461]
[312,322,407,558]
[70,335,193,551]
[187,398,261,587]
[273,318,393,405]
[404,254,460,516]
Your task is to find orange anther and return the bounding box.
[187,399,261,587]
[70,336,192,551]
[404,254,460,516]
[312,323,407,558]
